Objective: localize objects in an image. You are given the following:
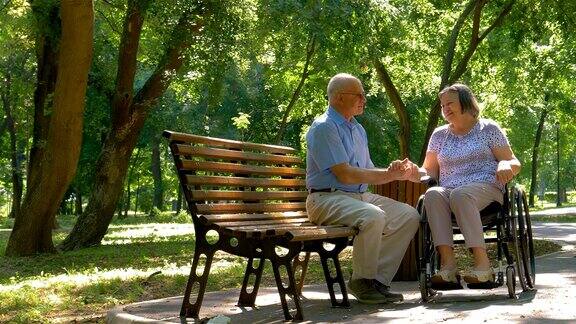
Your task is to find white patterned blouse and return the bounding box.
[427,118,510,190]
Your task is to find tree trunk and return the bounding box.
[373,58,411,159]
[60,3,208,250]
[134,165,141,216]
[5,1,94,256]
[74,186,83,215]
[27,2,59,190]
[151,136,164,210]
[529,107,548,207]
[1,73,23,220]
[176,185,182,213]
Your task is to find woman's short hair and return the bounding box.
[327,73,360,100]
[439,83,480,118]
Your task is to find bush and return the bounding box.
[148,209,191,224]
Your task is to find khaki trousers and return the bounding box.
[306,191,420,285]
[423,182,503,249]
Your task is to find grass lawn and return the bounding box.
[0,212,564,323]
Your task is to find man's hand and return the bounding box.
[389,158,420,182]
[496,160,515,184]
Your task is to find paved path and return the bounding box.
[530,206,576,217]
[108,222,576,323]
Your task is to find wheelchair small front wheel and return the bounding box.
[419,272,436,302]
[506,265,516,299]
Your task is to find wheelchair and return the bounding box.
[417,182,536,301]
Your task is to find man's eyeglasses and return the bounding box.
[339,92,366,99]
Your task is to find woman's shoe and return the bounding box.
[463,268,495,284]
[431,268,459,284]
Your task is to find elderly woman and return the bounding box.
[418,83,521,284]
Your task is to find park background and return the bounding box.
[0,0,575,322]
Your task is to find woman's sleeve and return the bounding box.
[427,128,443,153]
[485,120,510,148]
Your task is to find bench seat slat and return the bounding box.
[186,175,306,188]
[196,202,306,214]
[164,131,296,154]
[180,160,306,177]
[212,217,311,228]
[175,145,301,165]
[286,227,358,242]
[231,224,353,240]
[201,211,307,223]
[191,190,307,201]
[243,224,343,235]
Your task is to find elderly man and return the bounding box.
[305,73,420,304]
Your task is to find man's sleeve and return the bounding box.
[309,123,349,171]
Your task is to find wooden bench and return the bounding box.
[372,180,429,280]
[163,131,358,321]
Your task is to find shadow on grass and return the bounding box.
[0,237,197,283]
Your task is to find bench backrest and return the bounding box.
[163,131,308,226]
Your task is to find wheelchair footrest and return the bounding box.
[466,281,501,289]
[430,281,463,290]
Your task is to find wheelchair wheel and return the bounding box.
[417,198,437,302]
[518,188,536,289]
[508,186,525,293]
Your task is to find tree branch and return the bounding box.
[0,0,12,13]
[111,0,150,130]
[441,0,476,85]
[129,5,208,128]
[95,7,121,36]
[274,34,316,144]
[450,0,515,83]
[478,0,516,43]
[373,58,411,158]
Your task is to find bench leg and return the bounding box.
[268,243,304,321]
[180,245,215,318]
[317,238,350,308]
[293,252,311,296]
[238,257,265,307]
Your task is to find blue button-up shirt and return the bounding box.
[306,106,374,193]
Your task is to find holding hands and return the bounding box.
[389,158,421,182]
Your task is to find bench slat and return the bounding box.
[196,202,306,214]
[164,131,296,154]
[191,190,307,201]
[285,227,358,242]
[213,217,311,228]
[174,145,301,165]
[180,160,306,177]
[186,175,306,188]
[237,224,354,240]
[201,211,307,223]
[243,224,343,235]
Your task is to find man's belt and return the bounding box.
[309,188,365,194]
[309,188,334,193]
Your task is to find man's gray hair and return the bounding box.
[327,73,360,100]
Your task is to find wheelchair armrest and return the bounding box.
[420,175,437,187]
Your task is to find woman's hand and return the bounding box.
[496,160,515,184]
[389,158,420,182]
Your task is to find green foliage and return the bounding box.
[0,0,575,257]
